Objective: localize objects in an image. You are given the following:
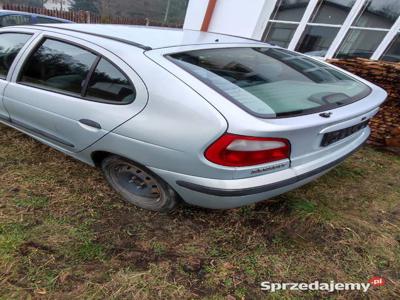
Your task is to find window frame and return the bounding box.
[83,57,137,104]
[334,27,389,59]
[261,0,400,62]
[295,23,341,56]
[34,16,63,24]
[0,31,34,80]
[262,22,299,48]
[0,14,33,27]
[17,36,136,105]
[379,32,400,62]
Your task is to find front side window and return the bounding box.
[0,15,32,27]
[169,47,370,118]
[86,58,135,103]
[19,39,97,95]
[0,33,32,79]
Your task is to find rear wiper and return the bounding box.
[308,92,350,105]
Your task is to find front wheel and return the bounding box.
[101,156,178,212]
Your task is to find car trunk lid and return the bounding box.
[261,106,380,169]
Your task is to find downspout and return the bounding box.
[200,0,217,32]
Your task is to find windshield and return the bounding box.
[168,47,371,118]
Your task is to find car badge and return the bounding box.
[319,112,332,118]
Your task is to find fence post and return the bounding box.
[85,11,91,23]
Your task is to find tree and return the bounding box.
[5,0,47,7]
[164,0,189,24]
[95,0,188,24]
[71,0,99,13]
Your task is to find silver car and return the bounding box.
[0,24,387,212]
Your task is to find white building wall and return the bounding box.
[183,0,275,39]
[183,0,210,30]
[207,0,267,37]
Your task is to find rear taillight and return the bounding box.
[205,133,290,167]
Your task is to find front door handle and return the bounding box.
[79,119,102,129]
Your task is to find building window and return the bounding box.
[262,0,400,62]
[296,0,355,57]
[381,33,400,62]
[262,0,309,46]
[335,0,400,59]
[335,29,387,59]
[270,0,309,21]
[262,22,297,48]
[309,0,355,25]
[296,25,340,56]
[353,0,399,28]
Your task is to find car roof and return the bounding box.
[30,23,266,50]
[0,9,71,22]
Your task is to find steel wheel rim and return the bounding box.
[111,163,161,201]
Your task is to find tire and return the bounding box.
[101,155,178,212]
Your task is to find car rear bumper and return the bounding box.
[149,128,370,209]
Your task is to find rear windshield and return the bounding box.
[168,47,371,118]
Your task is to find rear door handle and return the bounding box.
[79,119,102,129]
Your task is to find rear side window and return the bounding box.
[0,33,32,79]
[85,58,135,103]
[35,16,63,24]
[19,39,97,95]
[0,15,32,27]
[169,47,371,118]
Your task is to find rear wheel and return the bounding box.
[101,156,178,212]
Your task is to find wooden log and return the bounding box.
[327,59,400,153]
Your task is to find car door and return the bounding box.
[0,30,35,121]
[4,32,148,152]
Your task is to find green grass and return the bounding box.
[0,223,27,259]
[0,124,399,299]
[14,196,49,209]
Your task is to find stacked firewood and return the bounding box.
[328,58,400,153]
